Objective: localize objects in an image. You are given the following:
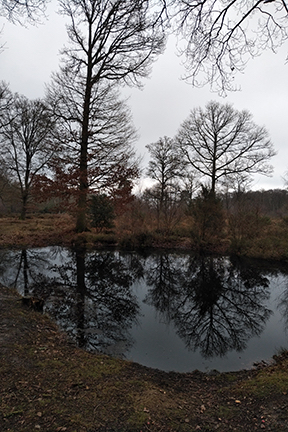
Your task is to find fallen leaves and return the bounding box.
[1,284,288,432]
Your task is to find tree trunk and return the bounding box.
[211,136,217,195]
[20,191,28,220]
[76,106,89,232]
[76,37,93,233]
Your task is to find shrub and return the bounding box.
[120,231,155,250]
[191,187,226,245]
[89,194,115,231]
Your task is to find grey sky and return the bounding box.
[0,3,287,191]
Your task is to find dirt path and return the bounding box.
[1,284,288,431]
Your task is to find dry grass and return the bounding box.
[0,213,288,262]
[0,214,75,248]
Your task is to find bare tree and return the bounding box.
[172,0,288,93]
[0,94,56,219]
[146,137,185,209]
[146,136,186,228]
[176,101,276,194]
[47,70,140,213]
[0,0,47,23]
[54,0,165,232]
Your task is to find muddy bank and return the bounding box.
[1,284,288,431]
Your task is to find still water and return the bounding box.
[1,246,288,373]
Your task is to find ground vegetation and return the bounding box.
[1,284,288,431]
[1,192,288,261]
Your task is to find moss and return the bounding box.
[3,409,24,418]
[36,359,66,369]
[217,405,238,419]
[238,368,288,398]
[78,356,124,379]
[126,409,149,429]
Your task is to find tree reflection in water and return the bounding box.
[277,272,288,334]
[144,253,185,319]
[0,248,54,296]
[0,247,143,356]
[50,248,143,355]
[0,247,287,369]
[145,254,272,358]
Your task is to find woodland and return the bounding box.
[0,90,288,259]
[0,0,287,255]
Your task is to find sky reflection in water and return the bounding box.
[0,246,287,373]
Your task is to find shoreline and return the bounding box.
[0,212,287,263]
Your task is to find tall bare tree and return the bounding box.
[171,0,288,93]
[176,101,276,194]
[54,0,165,232]
[0,94,56,219]
[47,70,140,213]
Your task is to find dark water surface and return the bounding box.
[1,246,288,373]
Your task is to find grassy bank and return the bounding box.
[0,214,76,248]
[1,285,288,432]
[1,213,288,261]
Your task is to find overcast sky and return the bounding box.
[0,3,287,191]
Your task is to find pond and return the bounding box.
[0,246,288,373]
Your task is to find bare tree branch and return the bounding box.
[0,0,48,23]
[172,0,288,93]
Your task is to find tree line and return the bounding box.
[0,0,287,233]
[0,82,286,241]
